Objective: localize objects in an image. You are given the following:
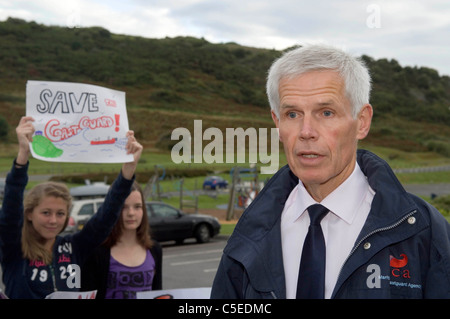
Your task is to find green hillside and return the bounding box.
[1,17,449,159]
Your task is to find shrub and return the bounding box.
[431,194,450,216]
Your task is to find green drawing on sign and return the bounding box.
[32,134,63,158]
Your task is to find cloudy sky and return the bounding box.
[1,0,449,76]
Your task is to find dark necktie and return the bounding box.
[296,204,329,299]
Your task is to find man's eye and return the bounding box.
[323,110,333,117]
[287,111,297,118]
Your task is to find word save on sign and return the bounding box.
[26,81,133,163]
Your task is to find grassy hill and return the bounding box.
[0,17,449,164]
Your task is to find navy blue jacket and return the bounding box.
[211,150,450,299]
[0,161,134,299]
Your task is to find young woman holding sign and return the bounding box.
[0,116,143,299]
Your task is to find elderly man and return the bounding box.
[211,44,450,299]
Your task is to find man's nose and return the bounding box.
[298,115,318,140]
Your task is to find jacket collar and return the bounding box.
[356,149,420,235]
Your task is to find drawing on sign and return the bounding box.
[26,81,133,163]
[31,132,64,158]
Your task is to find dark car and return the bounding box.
[202,176,228,190]
[75,201,221,244]
[146,202,220,244]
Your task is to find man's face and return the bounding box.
[272,70,372,200]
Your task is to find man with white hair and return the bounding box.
[211,44,450,299]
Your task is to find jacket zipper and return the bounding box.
[334,209,417,296]
[49,265,57,292]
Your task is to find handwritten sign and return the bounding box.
[26,81,133,163]
[45,290,97,299]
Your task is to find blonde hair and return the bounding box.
[22,182,72,265]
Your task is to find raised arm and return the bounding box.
[0,117,35,259]
[15,116,35,166]
[121,130,143,180]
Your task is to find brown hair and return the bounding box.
[103,181,153,249]
[21,182,72,265]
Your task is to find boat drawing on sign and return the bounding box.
[90,137,117,145]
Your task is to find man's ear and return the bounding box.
[271,110,283,142]
[356,104,373,140]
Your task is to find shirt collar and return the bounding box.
[296,163,369,224]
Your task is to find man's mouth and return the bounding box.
[298,151,321,158]
[302,154,319,158]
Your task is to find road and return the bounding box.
[160,236,227,290]
[403,183,450,197]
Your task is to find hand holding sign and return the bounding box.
[15,116,35,166]
[26,81,133,163]
[122,130,143,180]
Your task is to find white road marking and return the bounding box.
[170,257,221,266]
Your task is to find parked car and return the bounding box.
[69,182,110,200]
[202,176,228,190]
[146,201,220,244]
[72,200,221,244]
[61,198,105,235]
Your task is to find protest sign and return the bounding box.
[45,290,97,299]
[26,80,133,163]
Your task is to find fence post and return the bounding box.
[179,178,184,210]
[154,165,161,201]
[226,167,240,221]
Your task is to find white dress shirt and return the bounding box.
[281,163,375,299]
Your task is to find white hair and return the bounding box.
[266,44,371,119]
